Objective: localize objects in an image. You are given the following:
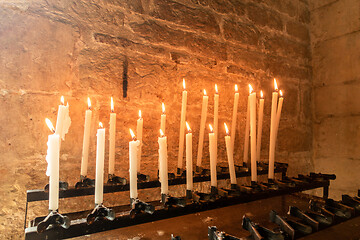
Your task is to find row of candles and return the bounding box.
[45,78,283,211]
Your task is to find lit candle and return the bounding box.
[129,129,140,199]
[109,97,116,175]
[256,91,264,162]
[230,84,239,154]
[208,124,217,187]
[158,129,168,195]
[185,122,193,191]
[269,79,279,180]
[249,84,257,182]
[243,94,250,165]
[214,84,219,165]
[80,98,92,177]
[55,96,71,142]
[224,123,236,185]
[45,118,60,211]
[160,103,166,134]
[95,122,105,205]
[178,79,187,171]
[274,90,284,142]
[136,110,143,173]
[196,89,209,169]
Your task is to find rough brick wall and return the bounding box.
[310,0,360,199]
[0,0,311,238]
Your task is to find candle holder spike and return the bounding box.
[86,204,115,225]
[36,211,70,233]
[107,174,127,185]
[75,175,95,188]
[161,194,186,208]
[44,181,68,191]
[130,198,155,218]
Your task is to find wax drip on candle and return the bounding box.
[60,96,65,105]
[186,121,191,133]
[160,129,165,137]
[45,118,55,133]
[235,84,238,92]
[129,128,136,141]
[274,78,278,91]
[162,103,165,114]
[183,78,186,90]
[224,122,229,135]
[249,84,254,94]
[260,90,264,98]
[111,97,114,113]
[87,97,91,110]
[209,124,213,133]
[215,84,218,94]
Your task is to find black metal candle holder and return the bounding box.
[107,174,127,185]
[129,198,155,218]
[242,216,283,240]
[36,211,70,233]
[86,204,115,224]
[75,175,95,188]
[137,173,150,182]
[44,181,69,191]
[161,194,186,208]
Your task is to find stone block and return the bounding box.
[246,2,284,31]
[223,18,260,46]
[286,20,310,42]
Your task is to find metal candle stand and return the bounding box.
[75,175,95,188]
[161,194,186,208]
[44,181,69,191]
[137,173,150,182]
[36,211,70,233]
[130,198,155,218]
[86,204,115,224]
[107,174,126,185]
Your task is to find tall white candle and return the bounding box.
[109,97,116,175]
[129,129,140,199]
[274,90,284,142]
[196,89,209,168]
[208,124,217,187]
[269,79,279,179]
[230,85,239,154]
[55,96,71,142]
[214,84,219,165]
[45,118,60,211]
[243,97,250,164]
[185,122,193,191]
[249,84,257,182]
[178,79,187,170]
[158,129,168,195]
[224,123,237,185]
[95,123,105,205]
[80,98,92,177]
[160,103,166,134]
[256,91,264,162]
[136,110,143,172]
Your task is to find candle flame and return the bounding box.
[260,90,264,98]
[235,84,238,92]
[248,84,253,94]
[160,129,164,137]
[203,89,207,96]
[274,78,278,91]
[224,122,229,135]
[60,96,65,105]
[87,97,91,109]
[162,102,165,114]
[186,121,191,132]
[215,84,218,94]
[129,128,136,140]
[183,78,186,90]
[45,118,55,133]
[209,124,213,132]
[138,110,142,119]
[111,97,114,112]
[279,90,283,97]
[99,122,103,128]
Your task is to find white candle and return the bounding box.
[178,79,187,170]
[214,84,219,165]
[256,91,264,162]
[158,129,168,195]
[45,118,60,211]
[136,110,143,172]
[249,84,257,182]
[269,79,279,179]
[274,90,284,142]
[80,98,92,177]
[230,85,239,154]
[208,124,217,187]
[160,103,166,134]
[196,89,209,168]
[243,97,250,164]
[109,97,116,175]
[95,123,105,205]
[224,123,237,185]
[185,122,193,191]
[129,129,140,199]
[55,96,71,142]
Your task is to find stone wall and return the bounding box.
[0,0,311,238]
[310,0,360,199]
